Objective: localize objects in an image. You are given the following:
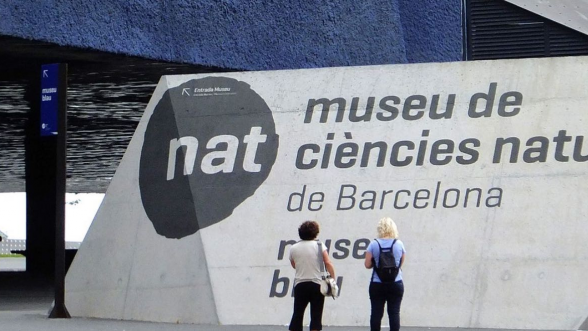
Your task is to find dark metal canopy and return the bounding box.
[0,35,232,193]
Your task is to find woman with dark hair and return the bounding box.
[288,220,336,331]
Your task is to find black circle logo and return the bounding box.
[139,77,279,239]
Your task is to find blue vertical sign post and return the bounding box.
[42,63,70,319]
[41,64,60,136]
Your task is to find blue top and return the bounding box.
[367,238,406,283]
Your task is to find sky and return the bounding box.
[0,192,104,242]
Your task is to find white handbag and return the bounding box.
[317,241,339,299]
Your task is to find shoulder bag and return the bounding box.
[317,241,339,299]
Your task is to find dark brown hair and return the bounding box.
[298,220,320,240]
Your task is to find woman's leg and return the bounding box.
[369,282,386,331]
[308,282,325,330]
[386,281,404,331]
[289,282,311,331]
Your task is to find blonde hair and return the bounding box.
[377,217,399,239]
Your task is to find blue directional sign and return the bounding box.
[40,64,59,136]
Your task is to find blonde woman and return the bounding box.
[364,217,406,331]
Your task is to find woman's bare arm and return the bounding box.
[323,250,336,278]
[364,251,374,269]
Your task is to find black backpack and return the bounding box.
[373,239,399,283]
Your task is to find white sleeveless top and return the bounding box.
[289,240,327,287]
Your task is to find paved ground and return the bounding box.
[0,304,566,331]
[0,269,568,331]
[0,257,26,272]
[0,310,544,331]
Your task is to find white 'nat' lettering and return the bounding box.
[166,126,267,180]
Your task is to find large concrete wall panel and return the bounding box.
[67,57,588,329]
[506,0,588,36]
[65,78,218,323]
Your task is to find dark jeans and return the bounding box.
[369,280,404,331]
[289,281,325,331]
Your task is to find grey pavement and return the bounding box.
[0,304,564,331]
[0,310,545,331]
[0,257,26,272]
[0,265,565,331]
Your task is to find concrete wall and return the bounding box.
[66,56,588,329]
[0,0,461,70]
[505,0,588,36]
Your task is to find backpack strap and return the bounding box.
[390,239,397,267]
[371,239,383,282]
